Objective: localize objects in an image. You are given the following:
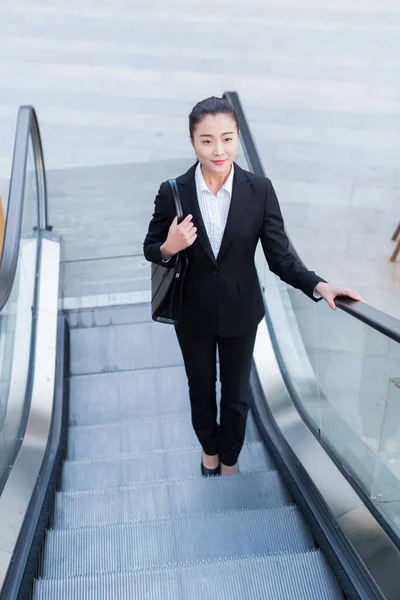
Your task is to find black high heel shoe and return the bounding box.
[201,462,221,477]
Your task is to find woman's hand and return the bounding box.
[160,214,198,259]
[315,281,363,311]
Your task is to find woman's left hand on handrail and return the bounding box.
[315,281,363,311]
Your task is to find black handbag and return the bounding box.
[151,179,188,324]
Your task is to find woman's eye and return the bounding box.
[202,140,211,145]
[225,137,233,142]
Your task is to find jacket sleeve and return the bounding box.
[260,178,326,301]
[143,182,177,268]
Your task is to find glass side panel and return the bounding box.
[0,135,39,484]
[314,307,400,533]
[255,218,400,540]
[242,135,400,539]
[372,378,400,530]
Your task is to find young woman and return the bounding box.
[143,96,361,477]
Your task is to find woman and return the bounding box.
[143,96,361,477]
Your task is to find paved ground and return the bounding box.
[0,0,399,317]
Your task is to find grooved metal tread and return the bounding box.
[70,320,183,376]
[68,304,152,329]
[54,470,290,528]
[34,307,343,597]
[67,411,261,461]
[43,506,314,578]
[69,364,190,427]
[34,550,342,599]
[61,441,274,491]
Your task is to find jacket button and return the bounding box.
[212,269,219,276]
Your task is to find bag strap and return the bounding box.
[168,179,183,222]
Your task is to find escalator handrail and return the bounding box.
[223,90,400,344]
[0,106,48,312]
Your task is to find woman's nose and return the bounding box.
[213,144,224,156]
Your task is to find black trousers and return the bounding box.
[175,325,258,467]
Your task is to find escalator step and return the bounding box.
[69,365,189,426]
[67,304,152,329]
[54,470,290,528]
[34,550,342,600]
[67,412,261,461]
[70,321,183,375]
[43,506,314,578]
[61,441,275,491]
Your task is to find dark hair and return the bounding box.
[189,96,240,139]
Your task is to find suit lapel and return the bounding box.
[217,164,249,263]
[176,163,217,266]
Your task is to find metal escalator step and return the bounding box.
[54,470,290,528]
[68,304,152,329]
[62,441,275,491]
[34,550,342,600]
[67,411,261,461]
[43,506,314,578]
[70,322,183,375]
[69,365,189,426]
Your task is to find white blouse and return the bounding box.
[195,162,234,259]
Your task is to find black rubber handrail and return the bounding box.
[0,106,48,312]
[223,90,400,345]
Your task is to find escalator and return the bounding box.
[0,95,399,600]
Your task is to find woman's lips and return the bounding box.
[212,160,226,166]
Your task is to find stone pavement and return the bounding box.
[0,0,398,316]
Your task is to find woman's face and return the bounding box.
[191,113,238,176]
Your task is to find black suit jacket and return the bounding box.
[144,162,325,337]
